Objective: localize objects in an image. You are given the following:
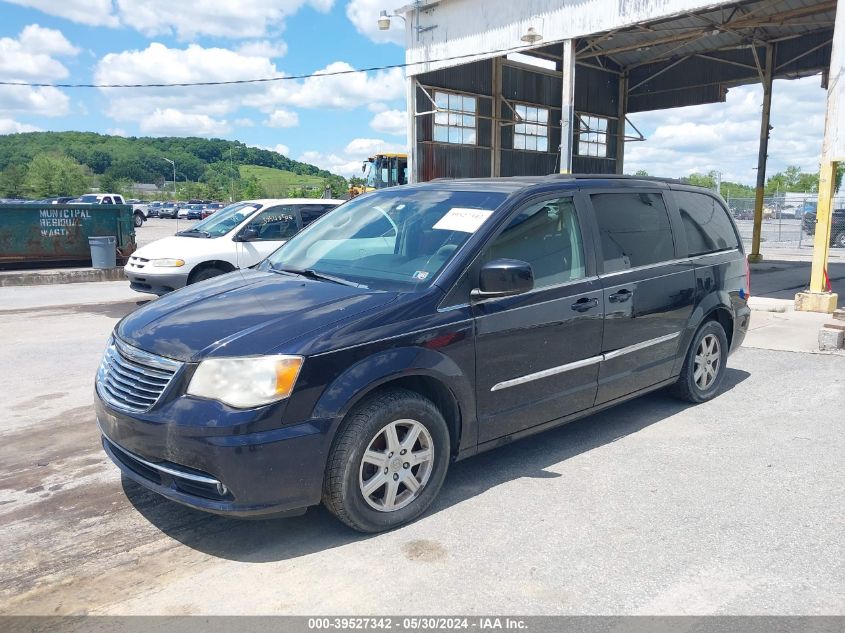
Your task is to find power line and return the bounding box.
[0,43,547,89]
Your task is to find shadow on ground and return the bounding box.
[124,367,750,563]
[750,259,845,300]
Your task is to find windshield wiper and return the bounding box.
[176,228,210,238]
[273,267,364,288]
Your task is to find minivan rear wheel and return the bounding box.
[323,388,450,533]
[671,320,729,403]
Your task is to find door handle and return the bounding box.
[609,289,633,303]
[571,297,599,312]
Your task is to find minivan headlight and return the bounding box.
[152,258,185,267]
[187,355,304,408]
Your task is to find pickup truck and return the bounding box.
[74,193,147,227]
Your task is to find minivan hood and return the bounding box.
[117,269,399,361]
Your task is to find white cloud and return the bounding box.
[369,109,406,136]
[4,0,119,27]
[234,118,256,127]
[107,127,128,136]
[625,76,827,185]
[0,85,70,117]
[0,24,79,81]
[300,137,405,177]
[114,0,333,40]
[139,109,230,137]
[95,43,279,123]
[264,109,299,128]
[94,44,405,134]
[249,143,292,156]
[260,62,405,109]
[236,40,288,58]
[7,0,334,39]
[0,118,42,134]
[346,0,404,45]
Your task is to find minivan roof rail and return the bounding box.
[546,173,685,185]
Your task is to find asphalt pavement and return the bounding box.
[0,284,843,616]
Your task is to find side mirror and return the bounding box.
[237,226,260,242]
[471,259,534,301]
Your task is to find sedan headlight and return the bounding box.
[187,355,303,408]
[152,258,185,267]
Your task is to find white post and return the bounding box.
[406,74,416,184]
[560,40,576,174]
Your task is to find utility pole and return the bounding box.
[162,157,176,200]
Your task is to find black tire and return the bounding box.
[833,231,845,249]
[133,212,144,227]
[670,320,729,403]
[189,266,227,284]
[323,388,450,533]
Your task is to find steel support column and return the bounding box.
[616,72,628,175]
[560,40,575,174]
[491,56,503,178]
[796,0,844,312]
[405,75,417,184]
[748,44,774,264]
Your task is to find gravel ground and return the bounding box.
[0,288,843,616]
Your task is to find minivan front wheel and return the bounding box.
[323,388,450,532]
[671,320,729,403]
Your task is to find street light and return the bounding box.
[162,157,176,201]
[378,1,437,40]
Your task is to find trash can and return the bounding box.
[88,236,117,269]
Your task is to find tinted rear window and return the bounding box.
[675,191,739,256]
[591,192,675,273]
[299,204,337,226]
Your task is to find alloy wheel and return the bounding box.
[694,333,721,391]
[358,419,434,512]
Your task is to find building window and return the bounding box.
[433,91,477,145]
[577,114,609,157]
[513,104,549,152]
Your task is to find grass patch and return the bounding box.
[239,165,325,197]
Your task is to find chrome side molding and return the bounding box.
[491,331,681,391]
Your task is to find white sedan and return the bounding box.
[124,198,344,295]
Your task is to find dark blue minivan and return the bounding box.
[95,175,750,532]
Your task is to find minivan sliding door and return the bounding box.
[587,191,696,405]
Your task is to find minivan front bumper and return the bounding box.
[95,394,332,517]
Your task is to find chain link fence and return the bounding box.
[724,195,845,250]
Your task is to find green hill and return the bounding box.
[0,131,346,199]
[239,165,326,197]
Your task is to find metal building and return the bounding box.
[391,0,844,311]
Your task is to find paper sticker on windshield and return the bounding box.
[433,208,493,233]
[412,270,429,281]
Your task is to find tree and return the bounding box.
[240,175,266,200]
[633,169,649,176]
[0,164,27,197]
[25,153,89,197]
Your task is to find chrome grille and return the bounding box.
[96,337,182,413]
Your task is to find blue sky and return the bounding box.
[0,0,829,184]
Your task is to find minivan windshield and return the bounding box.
[180,201,262,238]
[264,189,506,291]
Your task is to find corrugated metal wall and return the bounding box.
[415,57,621,181]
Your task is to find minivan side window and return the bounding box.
[591,192,674,273]
[675,191,739,256]
[244,206,299,241]
[483,197,586,289]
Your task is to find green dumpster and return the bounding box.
[0,204,136,268]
